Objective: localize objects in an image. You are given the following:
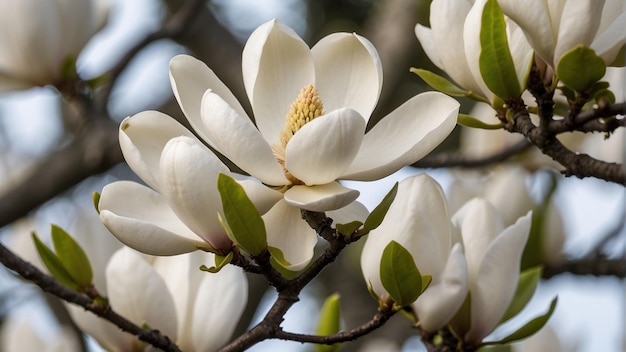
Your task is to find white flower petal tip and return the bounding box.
[284,182,360,212]
[343,92,459,180]
[98,181,205,256]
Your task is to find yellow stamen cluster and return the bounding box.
[272,84,324,185]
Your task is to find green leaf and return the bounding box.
[556,46,606,92]
[380,241,422,307]
[558,86,576,102]
[499,266,542,324]
[479,0,522,99]
[315,293,342,352]
[32,232,79,290]
[477,345,513,352]
[358,183,398,236]
[484,297,558,346]
[92,192,101,214]
[458,114,504,130]
[336,221,363,237]
[522,173,558,270]
[51,225,93,287]
[268,246,300,279]
[410,68,468,96]
[199,252,233,273]
[421,274,433,293]
[217,173,267,256]
[60,56,78,80]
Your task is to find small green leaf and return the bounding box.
[479,0,522,99]
[314,293,342,352]
[499,266,542,324]
[60,56,78,80]
[421,274,433,293]
[199,252,233,273]
[484,297,558,346]
[217,173,267,256]
[556,46,606,92]
[522,173,558,270]
[380,241,422,307]
[558,86,576,102]
[268,246,300,279]
[32,232,79,290]
[458,114,504,130]
[594,89,616,104]
[51,225,93,287]
[477,345,513,352]
[410,68,468,96]
[92,192,101,214]
[336,221,363,237]
[358,183,398,236]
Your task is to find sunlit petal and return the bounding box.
[284,182,359,212]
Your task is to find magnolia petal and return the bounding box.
[327,200,369,225]
[286,108,365,185]
[191,265,248,351]
[466,212,532,344]
[430,0,483,95]
[452,198,503,284]
[499,0,557,65]
[554,0,604,65]
[415,24,444,70]
[67,305,132,351]
[463,0,496,101]
[343,92,458,180]
[284,182,359,212]
[159,136,232,250]
[237,178,284,214]
[201,91,288,186]
[591,12,626,65]
[99,181,205,255]
[242,19,315,146]
[106,248,178,341]
[263,199,317,271]
[413,243,468,332]
[312,33,382,122]
[484,166,534,226]
[119,111,197,191]
[169,54,248,144]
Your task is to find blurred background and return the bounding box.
[0,0,623,351]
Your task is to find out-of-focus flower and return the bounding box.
[0,0,110,92]
[159,19,457,270]
[415,0,533,104]
[450,198,532,345]
[361,174,468,332]
[513,325,569,352]
[98,112,282,256]
[499,0,626,68]
[1,316,80,352]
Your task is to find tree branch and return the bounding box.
[543,257,626,278]
[413,140,532,169]
[0,242,181,352]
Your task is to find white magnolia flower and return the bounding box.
[451,198,532,345]
[415,0,533,103]
[103,248,247,351]
[99,111,282,256]
[168,19,458,270]
[0,0,109,92]
[499,0,626,68]
[1,317,80,352]
[361,174,468,332]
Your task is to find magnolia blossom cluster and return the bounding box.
[0,0,109,92]
[361,174,532,344]
[98,19,459,272]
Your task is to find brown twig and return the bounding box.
[413,140,532,169]
[0,242,181,351]
[543,257,626,278]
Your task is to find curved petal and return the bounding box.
[463,0,496,101]
[484,166,534,227]
[312,33,382,122]
[327,200,369,224]
[236,178,284,215]
[286,108,365,185]
[554,0,604,64]
[591,12,626,65]
[466,212,532,344]
[169,54,248,144]
[415,24,444,70]
[263,200,317,271]
[159,136,232,250]
[119,111,197,191]
[106,248,178,341]
[191,265,248,351]
[284,182,359,212]
[413,243,468,332]
[201,91,288,186]
[343,92,459,180]
[99,181,205,255]
[67,305,132,351]
[452,197,503,284]
[242,19,315,146]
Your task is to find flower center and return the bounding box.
[272,84,324,185]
